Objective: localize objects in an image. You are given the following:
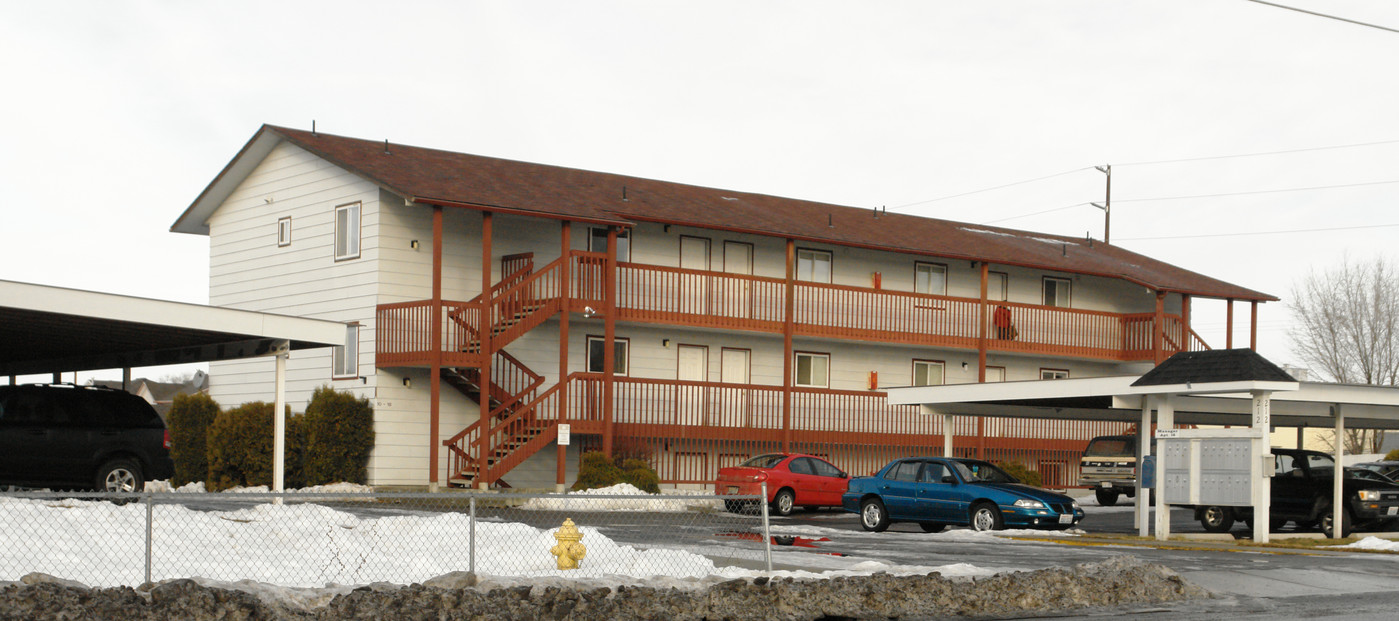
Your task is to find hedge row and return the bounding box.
[166,386,374,491]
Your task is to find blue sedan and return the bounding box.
[842,457,1084,532]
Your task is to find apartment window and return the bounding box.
[586,336,629,375]
[796,249,832,283]
[277,217,292,247]
[794,352,829,387]
[1043,277,1071,307]
[334,202,361,261]
[589,227,630,262]
[914,262,947,295]
[913,360,945,386]
[1041,368,1069,380]
[333,324,360,379]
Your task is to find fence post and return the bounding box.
[469,494,477,575]
[760,481,771,572]
[144,492,154,584]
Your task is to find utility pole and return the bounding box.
[1092,164,1111,243]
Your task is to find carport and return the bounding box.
[0,279,347,490]
[886,349,1399,543]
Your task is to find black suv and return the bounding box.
[0,384,175,492]
[1195,448,1399,538]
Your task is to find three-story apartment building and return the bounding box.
[172,125,1275,490]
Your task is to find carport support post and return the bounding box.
[1251,390,1273,544]
[1333,404,1345,539]
[272,349,288,499]
[943,411,954,457]
[1153,396,1174,541]
[1137,395,1154,537]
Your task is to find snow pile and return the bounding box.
[0,496,716,588]
[1337,536,1399,551]
[518,483,723,512]
[141,481,375,494]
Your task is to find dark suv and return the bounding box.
[0,384,174,492]
[1195,448,1399,538]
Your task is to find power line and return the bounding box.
[980,202,1092,225]
[1118,222,1399,242]
[1115,179,1399,203]
[1242,0,1399,35]
[889,167,1092,212]
[1116,138,1399,167]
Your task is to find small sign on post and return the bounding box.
[558,424,571,446]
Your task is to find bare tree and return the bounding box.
[1289,256,1399,453]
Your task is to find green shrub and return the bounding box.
[571,451,624,491]
[620,458,660,493]
[995,461,1043,487]
[167,392,220,486]
[303,386,375,485]
[206,402,305,491]
[1385,449,1399,462]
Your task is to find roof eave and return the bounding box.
[170,125,283,236]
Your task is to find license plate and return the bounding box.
[727,486,739,495]
[1100,482,1111,488]
[1058,514,1074,524]
[1389,506,1397,516]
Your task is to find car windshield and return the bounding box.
[1084,437,1134,458]
[951,460,1018,483]
[739,454,787,469]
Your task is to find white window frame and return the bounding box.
[333,323,360,379]
[914,262,947,295]
[1043,276,1071,307]
[588,227,630,262]
[1040,368,1069,380]
[586,335,630,376]
[796,248,833,283]
[277,216,292,247]
[334,202,361,261]
[794,351,830,388]
[912,359,945,386]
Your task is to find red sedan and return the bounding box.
[715,453,849,516]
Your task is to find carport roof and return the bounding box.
[887,364,1399,431]
[0,280,347,376]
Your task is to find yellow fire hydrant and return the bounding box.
[550,518,587,570]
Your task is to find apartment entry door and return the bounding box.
[677,344,709,425]
[679,236,710,316]
[721,241,754,319]
[719,347,750,427]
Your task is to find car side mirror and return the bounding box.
[942,475,957,484]
[840,472,848,479]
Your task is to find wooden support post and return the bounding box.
[429,206,444,491]
[1250,300,1259,351]
[557,221,571,491]
[1226,298,1234,349]
[476,211,494,489]
[782,238,795,453]
[602,226,618,458]
[1181,294,1191,350]
[1153,291,1166,365]
[977,263,988,383]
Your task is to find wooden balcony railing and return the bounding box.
[381,258,1210,368]
[376,299,484,367]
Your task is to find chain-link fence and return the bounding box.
[0,489,773,588]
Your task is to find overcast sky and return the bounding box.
[3,1,1397,381]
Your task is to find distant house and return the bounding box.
[170,124,1276,490]
[89,371,209,420]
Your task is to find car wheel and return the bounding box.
[1094,490,1119,506]
[1199,506,1234,533]
[860,498,890,532]
[919,522,946,533]
[970,502,1003,531]
[95,459,144,493]
[1320,507,1354,538]
[771,489,796,516]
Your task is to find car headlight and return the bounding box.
[1071,501,1081,511]
[1013,499,1045,509]
[1359,490,1381,501]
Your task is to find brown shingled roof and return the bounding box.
[262,124,1274,301]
